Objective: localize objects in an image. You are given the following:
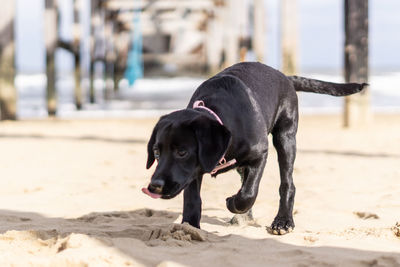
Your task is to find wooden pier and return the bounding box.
[0,0,369,126]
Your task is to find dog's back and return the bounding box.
[216,62,299,131]
[216,62,295,104]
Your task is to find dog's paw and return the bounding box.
[226,196,239,213]
[226,195,251,214]
[267,216,295,235]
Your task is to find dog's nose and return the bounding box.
[148,179,164,194]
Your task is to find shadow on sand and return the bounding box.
[298,148,400,159]
[0,133,146,144]
[0,209,399,266]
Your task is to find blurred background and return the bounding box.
[0,0,399,121]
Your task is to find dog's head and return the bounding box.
[143,109,231,199]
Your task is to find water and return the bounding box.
[298,72,400,113]
[15,71,400,119]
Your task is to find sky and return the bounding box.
[15,0,400,74]
[265,0,400,71]
[15,0,46,72]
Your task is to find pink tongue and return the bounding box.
[142,187,162,199]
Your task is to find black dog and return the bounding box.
[143,62,365,234]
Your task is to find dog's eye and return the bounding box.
[154,149,160,159]
[176,150,188,158]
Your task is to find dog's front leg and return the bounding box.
[226,154,267,214]
[182,176,203,228]
[229,167,255,225]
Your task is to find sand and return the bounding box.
[0,114,399,266]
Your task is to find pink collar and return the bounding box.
[193,100,224,125]
[193,100,237,175]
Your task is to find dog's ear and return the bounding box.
[146,124,158,169]
[192,116,232,173]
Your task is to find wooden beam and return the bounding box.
[0,0,16,120]
[281,0,298,75]
[113,31,129,91]
[206,9,224,74]
[224,0,241,66]
[79,0,92,105]
[105,0,214,11]
[343,0,370,127]
[45,0,58,116]
[117,13,208,35]
[142,53,204,65]
[105,19,116,98]
[117,10,206,24]
[253,0,266,62]
[74,0,83,109]
[89,0,98,104]
[90,2,107,103]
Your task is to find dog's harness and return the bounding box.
[193,100,237,175]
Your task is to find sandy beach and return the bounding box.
[0,114,399,266]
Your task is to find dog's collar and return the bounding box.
[193,100,223,125]
[193,100,237,175]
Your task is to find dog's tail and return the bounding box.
[288,76,367,96]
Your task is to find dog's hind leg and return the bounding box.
[182,176,203,228]
[268,114,298,235]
